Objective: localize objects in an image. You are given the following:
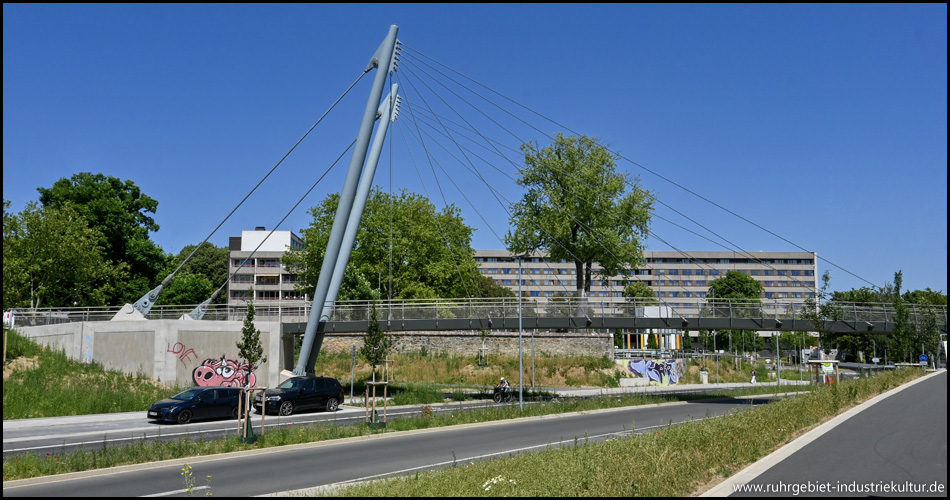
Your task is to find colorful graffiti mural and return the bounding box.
[618,359,686,385]
[192,355,257,388]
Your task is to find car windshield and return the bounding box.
[278,378,307,390]
[170,388,204,400]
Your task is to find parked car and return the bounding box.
[147,386,243,424]
[254,375,344,416]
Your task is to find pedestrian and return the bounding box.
[751,368,757,384]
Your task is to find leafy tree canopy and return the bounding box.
[3,200,126,309]
[707,270,764,301]
[623,281,658,304]
[284,188,484,300]
[707,270,764,354]
[505,133,654,297]
[36,172,167,304]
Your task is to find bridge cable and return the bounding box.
[400,44,878,291]
[209,139,358,307]
[167,70,370,283]
[397,52,834,302]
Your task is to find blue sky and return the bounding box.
[3,4,947,296]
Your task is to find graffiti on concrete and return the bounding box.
[621,359,686,386]
[166,342,199,367]
[192,355,257,388]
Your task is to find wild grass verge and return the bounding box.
[2,331,187,420]
[2,384,804,481]
[320,368,927,497]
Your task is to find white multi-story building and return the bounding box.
[475,249,818,349]
[475,249,817,307]
[227,228,307,306]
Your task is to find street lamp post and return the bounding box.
[518,255,524,411]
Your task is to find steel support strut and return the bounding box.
[294,25,399,375]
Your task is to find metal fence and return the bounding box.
[6,297,946,331]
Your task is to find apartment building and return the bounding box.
[227,228,308,306]
[475,249,818,314]
[476,249,818,350]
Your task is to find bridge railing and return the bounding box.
[6,298,946,330]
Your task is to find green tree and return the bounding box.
[236,299,267,387]
[889,271,914,363]
[284,188,483,301]
[173,243,230,301]
[707,271,764,355]
[3,201,126,309]
[359,303,392,381]
[803,271,842,358]
[623,281,659,304]
[156,271,215,306]
[646,333,659,350]
[505,133,655,298]
[37,172,168,304]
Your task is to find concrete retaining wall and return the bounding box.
[17,322,612,388]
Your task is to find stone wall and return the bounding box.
[321,330,613,358]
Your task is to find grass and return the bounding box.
[323,368,927,497]
[2,331,189,420]
[314,349,623,389]
[2,385,804,482]
[2,329,927,494]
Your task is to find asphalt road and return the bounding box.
[3,395,774,496]
[705,370,947,497]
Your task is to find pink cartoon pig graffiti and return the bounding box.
[192,355,257,388]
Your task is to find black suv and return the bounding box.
[254,376,344,416]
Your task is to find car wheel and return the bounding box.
[278,400,294,416]
[326,397,339,412]
[177,409,193,425]
[231,406,240,419]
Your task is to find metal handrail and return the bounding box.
[6,298,946,331]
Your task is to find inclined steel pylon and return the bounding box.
[294,25,400,375]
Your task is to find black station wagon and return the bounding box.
[147,386,243,424]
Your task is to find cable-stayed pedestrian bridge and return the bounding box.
[10,298,947,336]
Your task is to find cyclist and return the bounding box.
[498,377,511,394]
